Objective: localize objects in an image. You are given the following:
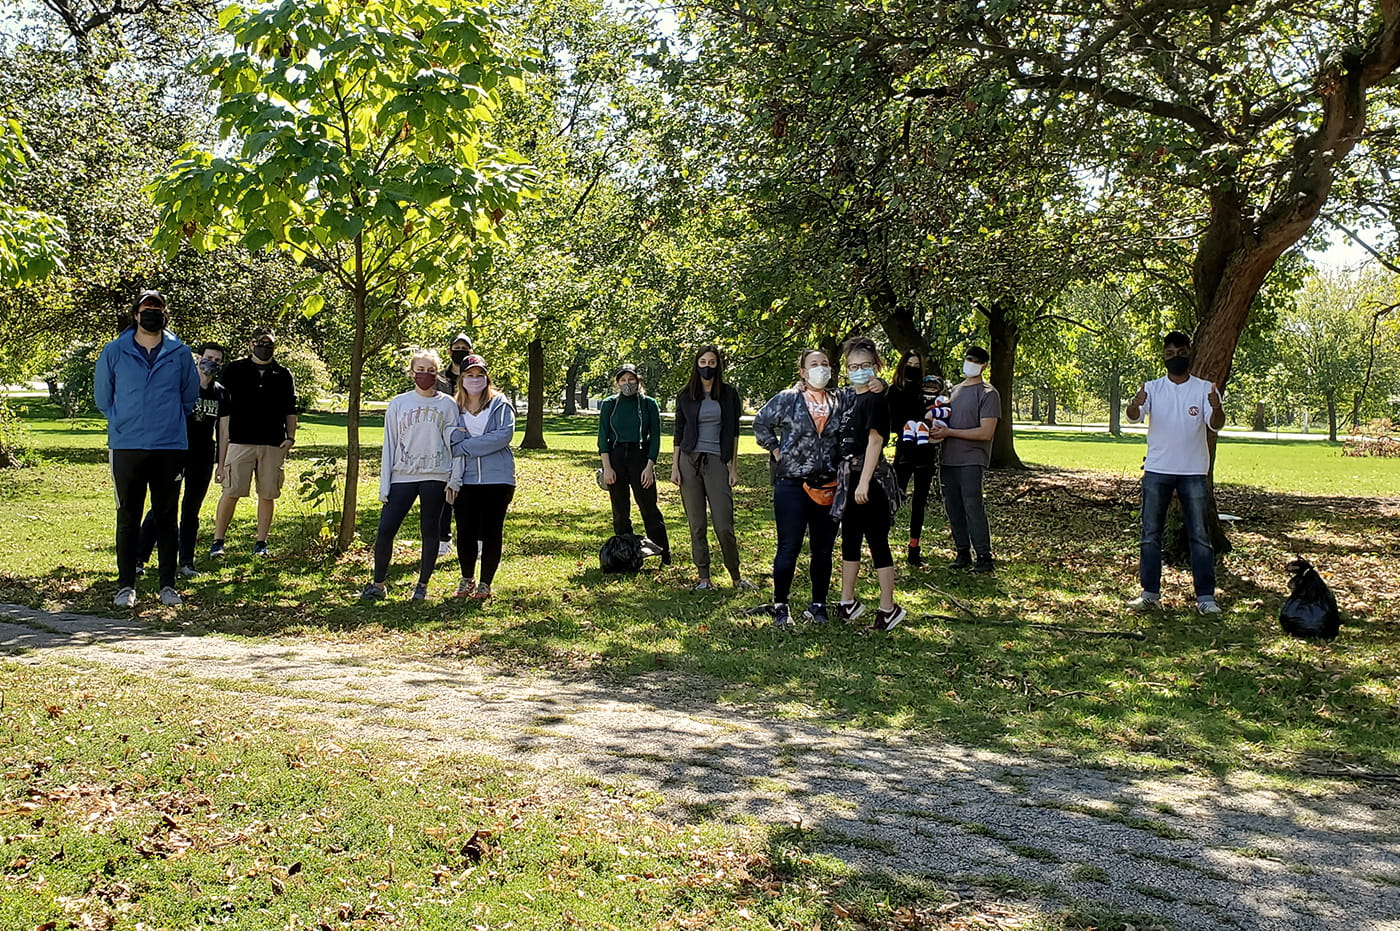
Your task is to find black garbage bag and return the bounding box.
[599,533,645,573]
[1279,558,1341,640]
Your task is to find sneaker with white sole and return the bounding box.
[159,587,183,607]
[803,602,830,625]
[252,541,270,558]
[209,541,225,559]
[733,578,758,592]
[134,563,146,578]
[113,587,136,608]
[470,583,492,601]
[873,604,907,632]
[179,564,200,578]
[772,602,793,629]
[836,600,865,623]
[454,577,477,598]
[692,579,715,591]
[1127,591,1161,611]
[409,583,429,601]
[359,582,386,601]
[1197,597,1222,615]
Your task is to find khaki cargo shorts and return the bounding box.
[221,443,287,500]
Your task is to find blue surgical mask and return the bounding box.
[848,366,875,386]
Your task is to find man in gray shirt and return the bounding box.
[929,346,1000,572]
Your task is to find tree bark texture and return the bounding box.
[983,299,1024,469]
[521,336,547,449]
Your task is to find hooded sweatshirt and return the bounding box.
[448,393,517,488]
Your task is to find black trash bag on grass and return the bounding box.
[1280,558,1341,640]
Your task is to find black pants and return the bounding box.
[372,480,446,585]
[895,449,937,545]
[607,444,669,555]
[772,478,838,606]
[138,451,214,567]
[111,449,184,589]
[841,482,894,568]
[453,483,515,585]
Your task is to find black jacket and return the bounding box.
[673,382,741,463]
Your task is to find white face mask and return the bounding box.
[805,365,831,389]
[963,361,985,378]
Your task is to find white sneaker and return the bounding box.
[159,587,183,607]
[1127,591,1161,610]
[437,539,453,559]
[1197,598,1222,615]
[113,587,136,608]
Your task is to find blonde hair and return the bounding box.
[408,348,443,374]
[454,359,497,414]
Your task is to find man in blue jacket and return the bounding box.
[93,289,200,608]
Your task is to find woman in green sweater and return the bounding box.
[598,364,670,564]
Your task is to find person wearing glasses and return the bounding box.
[360,350,461,601]
[210,328,298,559]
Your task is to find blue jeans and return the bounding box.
[772,478,838,606]
[1139,472,1215,598]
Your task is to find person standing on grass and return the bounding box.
[1125,331,1225,615]
[671,345,755,592]
[928,346,999,573]
[887,348,940,568]
[446,354,516,600]
[93,289,200,608]
[832,337,906,632]
[210,328,297,559]
[135,342,227,579]
[435,331,475,559]
[753,348,849,628]
[361,350,460,601]
[598,364,671,564]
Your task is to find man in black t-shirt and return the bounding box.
[210,329,298,558]
[136,342,228,576]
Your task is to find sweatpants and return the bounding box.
[940,464,992,559]
[452,483,515,585]
[111,448,185,589]
[138,451,214,567]
[677,450,740,581]
[606,443,670,555]
[372,480,446,585]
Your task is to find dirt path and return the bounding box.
[2,603,1396,931]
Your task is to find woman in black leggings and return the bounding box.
[447,354,517,600]
[834,337,906,632]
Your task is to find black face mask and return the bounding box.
[451,349,471,366]
[137,308,166,333]
[252,343,274,362]
[1164,355,1191,376]
[697,365,717,381]
[904,365,921,381]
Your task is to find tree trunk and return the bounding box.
[1108,369,1122,436]
[873,275,932,363]
[521,335,547,449]
[984,299,1024,470]
[1030,389,1040,423]
[336,242,367,550]
[1325,390,1338,442]
[1045,388,1057,426]
[1251,401,1268,432]
[563,358,581,416]
[1350,390,1362,432]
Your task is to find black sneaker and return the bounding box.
[948,551,972,570]
[872,604,907,632]
[772,603,793,628]
[803,602,830,625]
[971,556,995,574]
[134,563,146,578]
[252,540,271,558]
[836,600,865,623]
[209,540,225,559]
[359,582,386,601]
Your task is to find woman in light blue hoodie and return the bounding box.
[446,354,516,600]
[360,350,460,602]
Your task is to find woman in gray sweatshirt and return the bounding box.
[446,354,517,599]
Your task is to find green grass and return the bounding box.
[2,404,1399,781]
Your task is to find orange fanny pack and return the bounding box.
[803,477,837,507]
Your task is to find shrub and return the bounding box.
[47,340,102,417]
[0,399,36,468]
[1343,418,1400,458]
[273,342,333,413]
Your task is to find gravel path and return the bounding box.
[2,602,1396,930]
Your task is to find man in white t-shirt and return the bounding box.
[1125,331,1225,615]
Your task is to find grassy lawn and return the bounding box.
[2,404,1398,781]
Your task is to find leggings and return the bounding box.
[772,478,838,606]
[894,450,937,544]
[453,483,515,585]
[841,482,894,568]
[372,480,445,585]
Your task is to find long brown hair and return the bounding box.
[794,348,830,390]
[685,345,726,401]
[890,348,923,390]
[454,362,497,414]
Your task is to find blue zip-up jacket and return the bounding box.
[448,394,517,487]
[93,328,200,451]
